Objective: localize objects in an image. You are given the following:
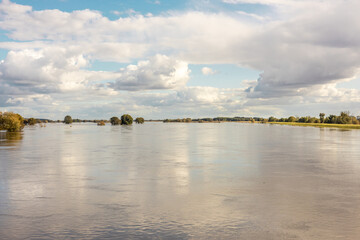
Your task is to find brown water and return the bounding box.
[1,123,360,239]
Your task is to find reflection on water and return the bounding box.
[1,123,360,239]
[0,131,23,149]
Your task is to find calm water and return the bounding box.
[1,123,360,239]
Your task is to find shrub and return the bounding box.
[27,118,37,125]
[64,115,73,124]
[110,116,121,125]
[0,112,25,132]
[121,114,133,125]
[97,121,106,126]
[135,117,145,124]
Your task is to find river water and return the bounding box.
[1,122,360,239]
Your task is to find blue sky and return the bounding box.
[12,0,272,17]
[0,0,360,119]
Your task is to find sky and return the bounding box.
[0,0,359,120]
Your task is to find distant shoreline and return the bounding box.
[266,122,360,129]
[149,120,360,129]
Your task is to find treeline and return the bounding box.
[162,112,360,125]
[264,111,359,125]
[163,117,262,123]
[163,118,193,123]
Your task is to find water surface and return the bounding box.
[1,123,360,239]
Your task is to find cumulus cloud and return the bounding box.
[0,48,121,95]
[110,55,190,91]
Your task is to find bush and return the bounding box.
[110,116,121,125]
[97,121,105,126]
[135,117,145,124]
[27,118,37,125]
[64,115,73,124]
[0,112,25,132]
[121,114,133,125]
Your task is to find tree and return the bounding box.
[135,117,145,124]
[287,116,296,122]
[121,114,133,125]
[326,115,338,124]
[268,116,278,122]
[0,112,25,132]
[319,113,325,123]
[110,116,121,125]
[64,115,73,124]
[338,111,351,124]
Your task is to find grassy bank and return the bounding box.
[267,122,360,129]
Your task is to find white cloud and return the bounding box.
[223,0,299,5]
[6,94,51,104]
[0,48,121,95]
[110,55,190,91]
[236,11,267,21]
[201,67,216,75]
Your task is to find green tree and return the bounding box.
[0,112,25,132]
[338,111,351,124]
[287,116,296,122]
[268,116,278,122]
[326,115,338,123]
[319,113,325,123]
[298,116,309,123]
[110,116,121,125]
[135,117,145,124]
[121,114,133,125]
[64,115,73,124]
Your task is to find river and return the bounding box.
[1,122,360,239]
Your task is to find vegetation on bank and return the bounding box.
[261,112,360,129]
[161,112,360,129]
[268,122,360,129]
[263,111,359,125]
[163,117,262,123]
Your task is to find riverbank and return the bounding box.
[267,122,360,129]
